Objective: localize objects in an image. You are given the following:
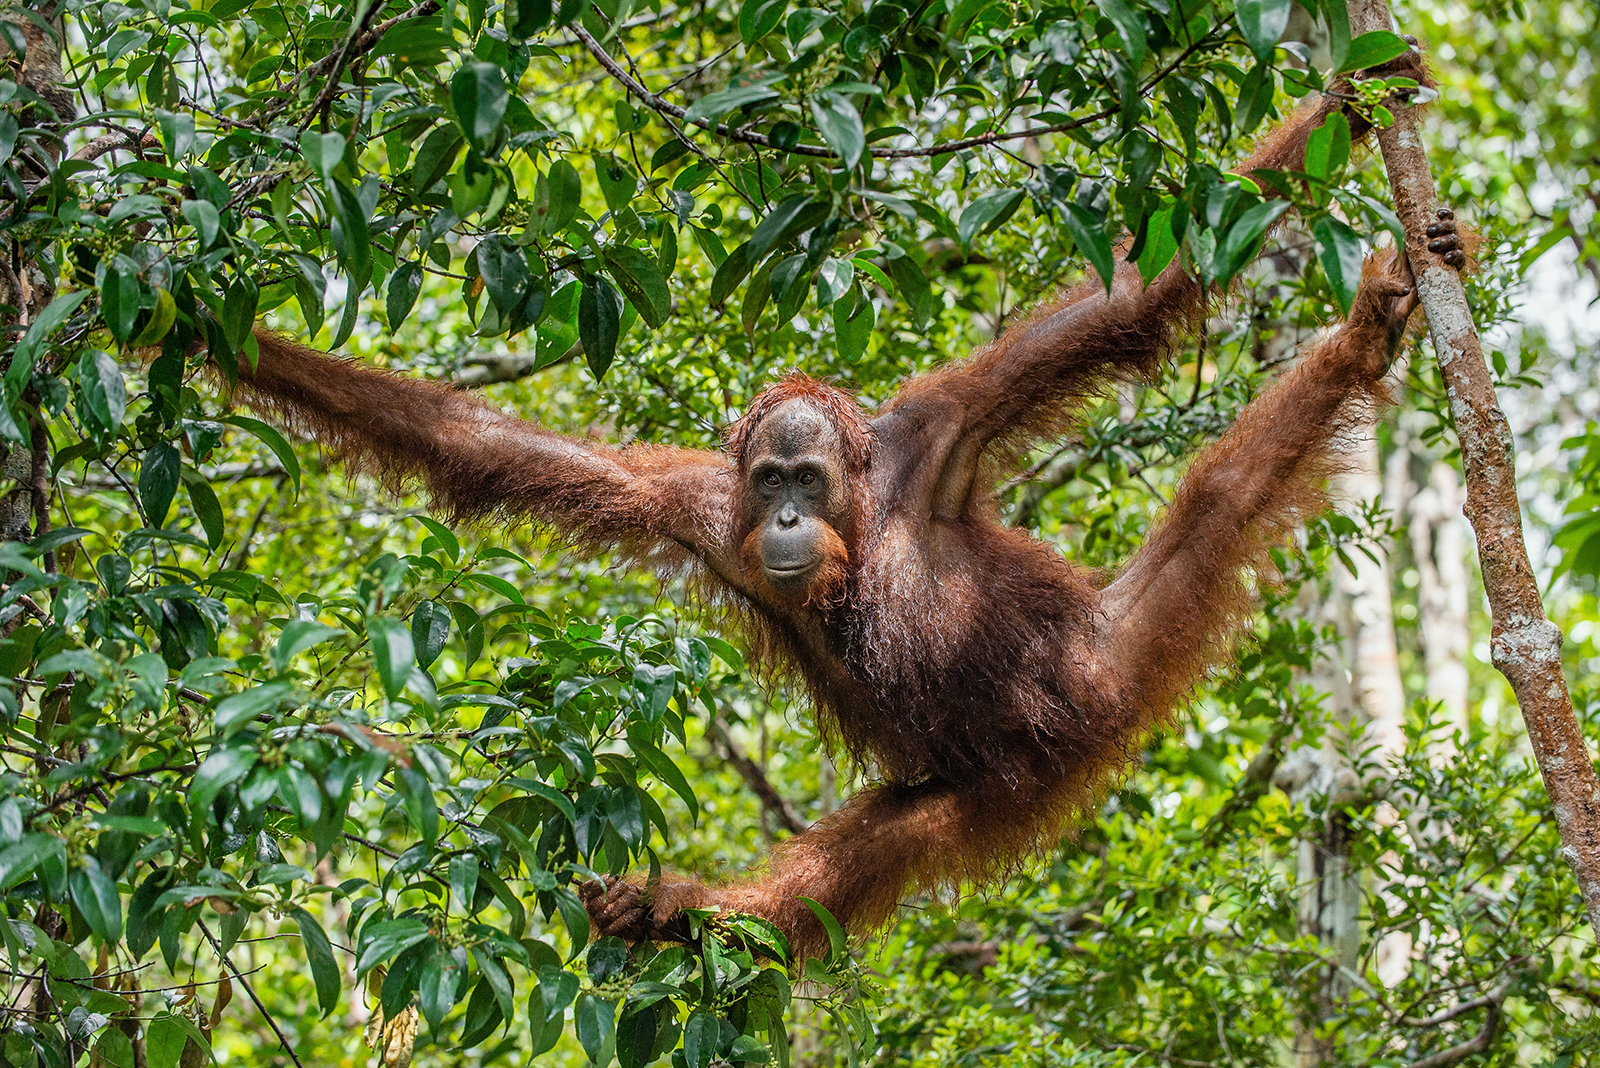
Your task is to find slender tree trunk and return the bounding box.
[1351,0,1600,933]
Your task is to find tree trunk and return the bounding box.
[1351,0,1600,934]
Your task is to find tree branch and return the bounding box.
[708,714,807,835]
[1401,1001,1503,1068]
[197,920,306,1068]
[571,24,1227,162]
[1351,0,1600,936]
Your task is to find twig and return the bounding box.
[708,714,807,835]
[300,0,389,131]
[197,920,306,1068]
[573,21,1226,161]
[1401,1001,1503,1068]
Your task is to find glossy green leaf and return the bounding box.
[1235,0,1291,62]
[1313,215,1365,316]
[810,93,865,171]
[452,62,509,150]
[368,617,416,700]
[290,907,342,1016]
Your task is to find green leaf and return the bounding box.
[684,1009,719,1068]
[273,620,342,671]
[449,852,480,913]
[290,907,342,1016]
[683,79,783,128]
[810,92,865,171]
[1338,30,1409,73]
[452,62,509,151]
[1135,204,1180,285]
[1235,0,1291,62]
[1324,0,1351,73]
[749,196,821,264]
[299,130,346,178]
[411,601,452,671]
[368,617,416,700]
[138,442,181,528]
[575,993,617,1065]
[387,262,425,329]
[419,946,466,1029]
[477,236,530,315]
[327,178,372,280]
[70,857,123,944]
[578,275,623,380]
[739,0,787,43]
[222,415,301,494]
[886,255,932,328]
[78,350,128,432]
[182,199,221,248]
[832,282,874,361]
[180,473,224,551]
[1313,215,1364,316]
[594,154,638,213]
[214,680,292,733]
[1216,199,1290,280]
[101,255,142,342]
[14,291,91,383]
[958,188,1025,246]
[798,897,847,962]
[815,257,855,307]
[709,241,753,306]
[603,245,672,328]
[1061,203,1116,293]
[544,159,583,232]
[1096,0,1148,67]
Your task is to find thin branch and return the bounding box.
[573,21,1227,161]
[708,714,807,835]
[1401,981,1511,1028]
[300,0,390,131]
[197,920,306,1068]
[1401,1002,1503,1068]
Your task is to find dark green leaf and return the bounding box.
[1096,0,1148,67]
[222,415,301,494]
[958,189,1025,246]
[138,442,181,528]
[79,350,128,432]
[576,993,617,1065]
[368,617,416,700]
[1313,215,1364,316]
[739,0,787,43]
[1061,203,1116,293]
[419,946,466,1029]
[810,93,865,171]
[70,858,123,943]
[101,255,142,342]
[684,1009,719,1068]
[290,907,342,1016]
[545,159,583,232]
[710,241,752,306]
[452,62,509,150]
[387,262,425,329]
[603,246,672,328]
[578,276,623,379]
[411,601,452,670]
[1235,0,1291,62]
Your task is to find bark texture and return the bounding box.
[1351,0,1600,932]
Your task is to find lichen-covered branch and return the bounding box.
[1351,0,1600,933]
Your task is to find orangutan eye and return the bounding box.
[798,471,816,486]
[762,472,781,488]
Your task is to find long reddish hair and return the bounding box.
[723,371,874,474]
